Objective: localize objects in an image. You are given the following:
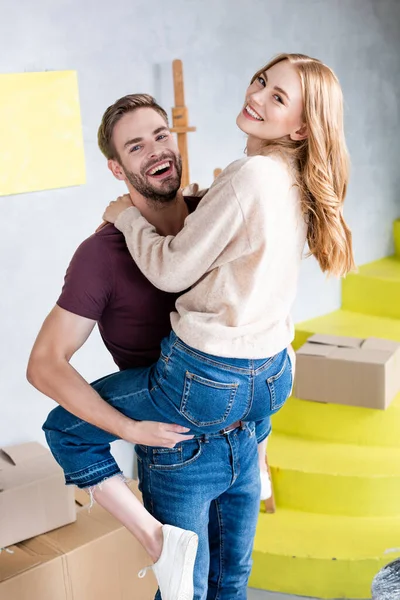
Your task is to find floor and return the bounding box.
[247,590,369,600]
[248,592,314,600]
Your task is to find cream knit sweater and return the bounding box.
[115,155,307,358]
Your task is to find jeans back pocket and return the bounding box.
[267,353,293,413]
[180,372,238,427]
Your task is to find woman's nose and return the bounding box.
[249,89,265,107]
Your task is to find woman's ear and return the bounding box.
[290,124,308,141]
[108,159,126,181]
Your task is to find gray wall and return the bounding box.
[1,0,399,473]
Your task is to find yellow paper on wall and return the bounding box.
[0,70,86,196]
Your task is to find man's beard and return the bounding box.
[123,151,182,205]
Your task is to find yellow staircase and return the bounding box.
[250,219,400,599]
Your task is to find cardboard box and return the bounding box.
[294,334,400,409]
[0,442,76,548]
[0,481,157,600]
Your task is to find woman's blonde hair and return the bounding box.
[251,53,355,277]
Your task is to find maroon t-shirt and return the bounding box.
[57,198,198,370]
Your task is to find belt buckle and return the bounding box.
[220,420,242,435]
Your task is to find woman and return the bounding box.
[44,53,355,600]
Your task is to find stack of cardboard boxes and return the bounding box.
[0,443,156,600]
[294,334,400,409]
[5,336,398,598]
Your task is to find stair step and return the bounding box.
[272,391,400,448]
[294,308,400,350]
[268,433,400,517]
[342,256,400,319]
[258,277,400,598]
[394,219,400,258]
[287,310,400,447]
[251,508,400,598]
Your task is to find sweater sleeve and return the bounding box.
[114,161,252,293]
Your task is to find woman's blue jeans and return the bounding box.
[44,331,292,488]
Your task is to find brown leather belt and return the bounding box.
[219,420,243,434]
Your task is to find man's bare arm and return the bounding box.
[27,306,192,447]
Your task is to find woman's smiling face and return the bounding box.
[237,59,307,150]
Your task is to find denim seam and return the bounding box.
[44,431,62,466]
[59,390,149,434]
[136,455,143,496]
[267,357,288,410]
[152,446,183,456]
[150,381,161,393]
[256,425,272,444]
[267,357,288,383]
[66,468,122,487]
[253,352,279,375]
[175,340,275,374]
[148,440,203,471]
[151,362,168,393]
[162,336,180,364]
[185,372,239,390]
[138,455,154,514]
[136,444,148,454]
[136,455,154,514]
[150,446,183,467]
[157,354,171,382]
[214,498,225,599]
[268,377,276,406]
[240,373,254,421]
[65,458,118,480]
[231,432,240,485]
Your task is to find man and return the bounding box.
[27,94,261,600]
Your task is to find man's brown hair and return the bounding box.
[98,94,169,161]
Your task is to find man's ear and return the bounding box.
[290,124,308,141]
[108,159,126,181]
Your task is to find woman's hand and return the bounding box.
[103,194,133,224]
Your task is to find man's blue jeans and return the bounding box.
[43,331,292,599]
[136,423,261,600]
[43,332,291,487]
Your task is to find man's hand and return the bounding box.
[95,221,109,233]
[182,183,209,199]
[27,307,195,448]
[103,194,133,224]
[126,420,194,448]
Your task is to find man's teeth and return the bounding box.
[245,105,263,120]
[149,161,171,175]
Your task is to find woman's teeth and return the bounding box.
[245,105,263,121]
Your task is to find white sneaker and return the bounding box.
[260,470,272,500]
[138,524,198,600]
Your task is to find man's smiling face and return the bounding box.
[110,107,182,203]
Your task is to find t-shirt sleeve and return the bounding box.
[57,235,113,321]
